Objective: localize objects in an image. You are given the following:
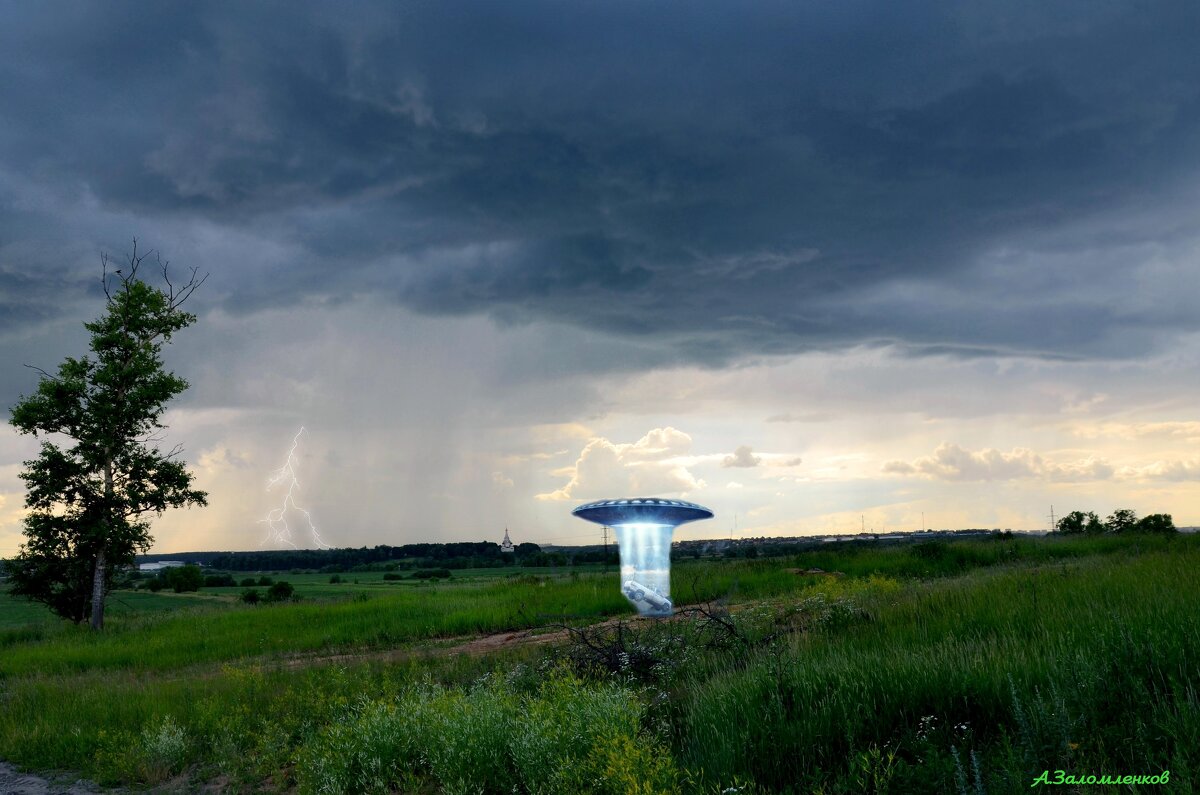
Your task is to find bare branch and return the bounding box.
[100,252,113,301]
[168,266,209,309]
[160,254,174,298]
[23,363,59,382]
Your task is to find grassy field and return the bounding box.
[1,533,1197,793]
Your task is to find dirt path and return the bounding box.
[272,608,718,671]
[0,762,100,795]
[267,605,746,672]
[275,621,601,670]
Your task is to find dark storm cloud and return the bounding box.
[2,0,1199,363]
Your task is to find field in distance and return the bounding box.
[1,533,1197,793]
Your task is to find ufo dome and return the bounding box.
[572,497,713,527]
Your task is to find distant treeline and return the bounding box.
[1053,509,1176,535]
[198,542,544,572]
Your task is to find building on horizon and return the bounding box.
[500,527,514,553]
[138,561,187,572]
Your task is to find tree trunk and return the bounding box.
[91,452,115,631]
[90,547,107,630]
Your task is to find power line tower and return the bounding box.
[1048,505,1056,533]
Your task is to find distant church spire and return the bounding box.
[501,526,514,552]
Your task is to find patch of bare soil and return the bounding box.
[273,612,687,671]
[0,762,102,795]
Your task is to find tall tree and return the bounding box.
[1054,511,1089,534]
[1135,513,1176,533]
[1105,509,1139,534]
[7,243,208,629]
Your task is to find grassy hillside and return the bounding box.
[1,533,1196,792]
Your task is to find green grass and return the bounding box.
[0,533,1196,793]
[0,574,632,676]
[674,549,1200,792]
[0,589,232,647]
[0,560,884,676]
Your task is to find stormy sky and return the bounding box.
[3,0,1200,554]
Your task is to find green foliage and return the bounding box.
[412,568,452,579]
[241,589,261,605]
[265,581,295,602]
[294,675,681,794]
[1,534,1198,793]
[240,577,257,588]
[204,573,237,587]
[94,714,189,785]
[328,574,342,584]
[523,551,570,567]
[1136,512,1176,533]
[1105,508,1139,533]
[1054,510,1095,535]
[161,564,204,593]
[1058,508,1172,536]
[6,246,207,628]
[672,549,1200,792]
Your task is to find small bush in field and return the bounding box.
[412,568,452,580]
[241,589,260,605]
[266,581,295,602]
[139,715,188,784]
[328,574,342,584]
[95,716,189,785]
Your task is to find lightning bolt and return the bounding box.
[259,426,330,549]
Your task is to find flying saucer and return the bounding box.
[571,497,714,527]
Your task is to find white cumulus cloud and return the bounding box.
[535,427,706,501]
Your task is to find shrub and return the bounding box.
[241,589,260,605]
[240,577,257,588]
[382,573,402,581]
[146,579,163,592]
[294,675,680,795]
[411,569,452,580]
[162,565,204,593]
[1136,513,1176,533]
[204,574,237,588]
[98,715,190,786]
[328,574,343,584]
[139,715,188,784]
[257,576,274,587]
[265,581,295,602]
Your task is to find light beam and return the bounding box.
[572,498,713,616]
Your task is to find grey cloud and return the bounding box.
[767,412,835,424]
[722,445,762,469]
[1121,460,1200,482]
[882,444,1043,481]
[2,0,1200,371]
[884,443,1115,482]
